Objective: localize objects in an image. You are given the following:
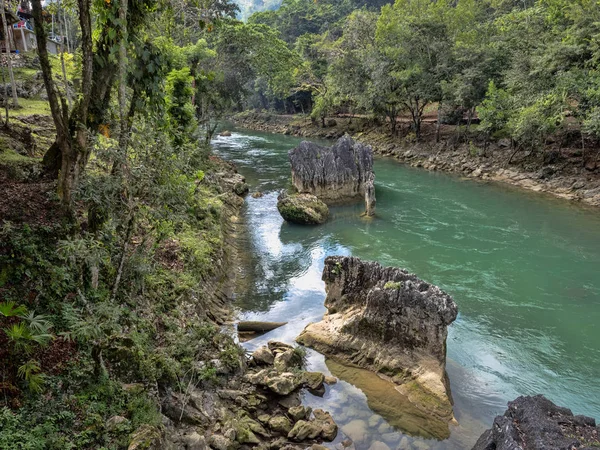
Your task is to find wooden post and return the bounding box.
[20,27,26,51]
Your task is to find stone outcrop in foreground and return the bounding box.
[297,256,458,420]
[289,135,375,214]
[277,192,329,225]
[473,395,600,450]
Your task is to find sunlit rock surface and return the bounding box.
[297,256,457,421]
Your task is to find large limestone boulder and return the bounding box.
[277,192,329,225]
[472,395,600,450]
[297,256,458,421]
[288,135,375,206]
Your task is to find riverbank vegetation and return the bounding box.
[240,0,600,167]
[0,0,304,447]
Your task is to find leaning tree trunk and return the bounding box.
[33,0,94,208]
[40,7,117,179]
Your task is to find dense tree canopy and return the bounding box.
[244,0,600,153]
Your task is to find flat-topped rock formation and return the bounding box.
[288,135,375,214]
[297,256,458,421]
[473,395,600,450]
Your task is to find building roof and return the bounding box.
[2,8,20,25]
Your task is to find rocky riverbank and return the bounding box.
[160,340,339,450]
[232,112,600,208]
[145,164,341,450]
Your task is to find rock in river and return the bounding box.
[472,395,600,450]
[288,134,375,206]
[296,256,458,421]
[277,192,329,225]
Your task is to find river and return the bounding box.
[212,128,600,450]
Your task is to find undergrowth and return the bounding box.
[0,118,243,448]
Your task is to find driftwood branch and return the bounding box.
[237,321,287,333]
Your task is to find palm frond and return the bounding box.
[0,301,28,318]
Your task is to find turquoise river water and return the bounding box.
[212,128,600,450]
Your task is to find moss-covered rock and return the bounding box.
[128,425,162,450]
[288,405,312,422]
[268,415,293,434]
[277,192,329,225]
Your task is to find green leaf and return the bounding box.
[0,301,28,317]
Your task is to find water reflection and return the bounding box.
[325,359,451,440]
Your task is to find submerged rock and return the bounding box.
[288,134,375,205]
[472,395,600,450]
[277,192,329,225]
[297,256,458,421]
[325,359,451,440]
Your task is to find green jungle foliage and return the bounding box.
[244,0,600,154]
[1,0,600,447]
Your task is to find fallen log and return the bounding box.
[237,321,287,333]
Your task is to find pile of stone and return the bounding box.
[151,341,337,450]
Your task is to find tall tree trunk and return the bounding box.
[58,0,71,110]
[1,60,8,125]
[1,0,19,108]
[33,0,94,208]
[388,106,397,136]
[118,0,129,152]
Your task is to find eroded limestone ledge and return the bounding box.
[297,256,458,421]
[289,134,374,204]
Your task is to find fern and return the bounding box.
[20,311,50,331]
[0,301,28,318]
[61,304,102,342]
[17,360,45,393]
[5,322,35,352]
